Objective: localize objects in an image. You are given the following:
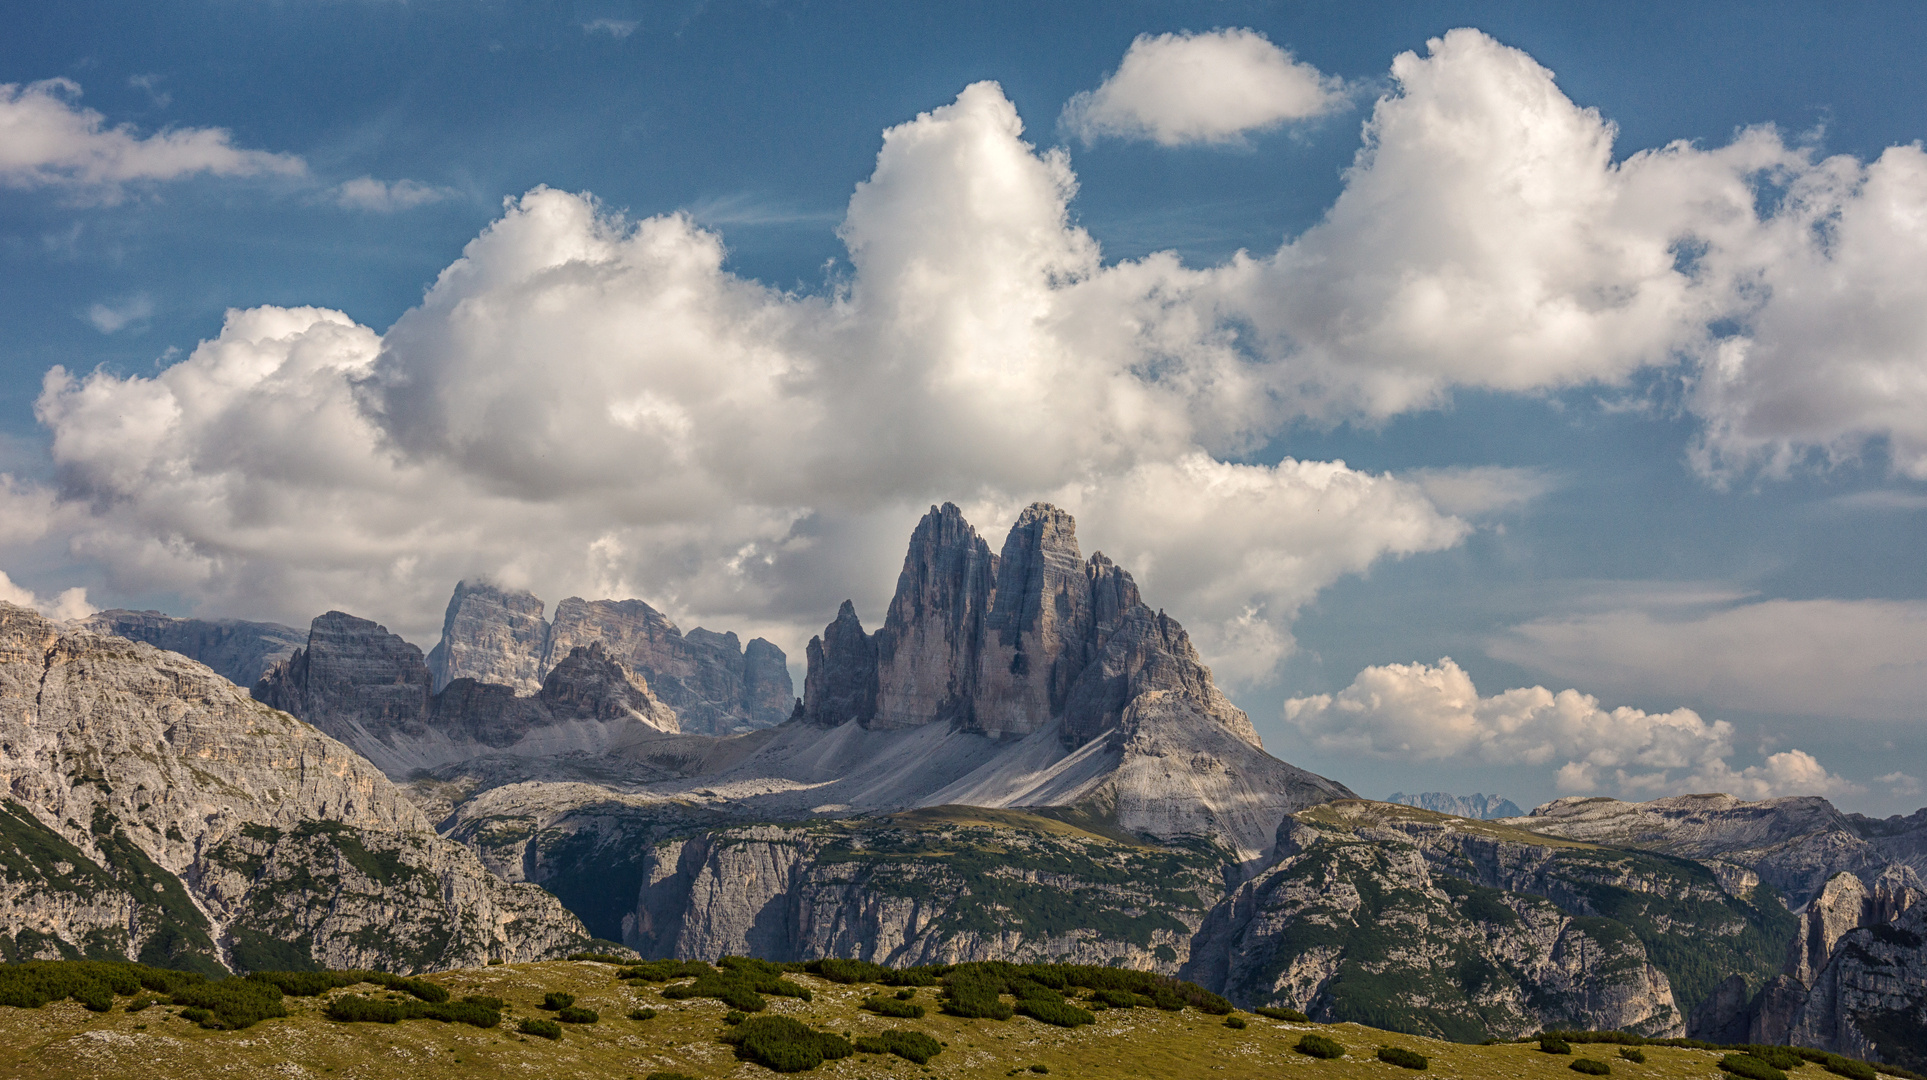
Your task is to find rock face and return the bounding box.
[1789,902,1927,1069]
[1387,792,1523,820]
[255,614,679,777]
[805,502,1262,750]
[80,609,304,687]
[423,580,792,735]
[1521,794,1908,909]
[0,602,588,973]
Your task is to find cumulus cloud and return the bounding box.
[1489,598,1927,722]
[0,570,95,622]
[19,27,1927,669]
[1062,29,1347,146]
[0,78,303,198]
[334,176,456,212]
[22,83,1469,661]
[1285,658,1860,800]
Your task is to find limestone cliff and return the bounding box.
[80,609,304,687]
[425,580,793,735]
[256,615,678,777]
[810,503,1262,750]
[0,602,588,973]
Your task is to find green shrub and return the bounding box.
[941,970,1013,1020]
[541,991,575,1010]
[1620,1048,1647,1064]
[1380,1046,1428,1070]
[657,958,812,1012]
[179,1006,214,1026]
[1743,1047,1805,1071]
[1572,1059,1611,1075]
[894,988,917,1000]
[556,1005,598,1024]
[1015,998,1094,1028]
[125,995,163,1013]
[1542,1036,1573,1055]
[1296,1033,1346,1059]
[1823,1058,1877,1080]
[567,952,630,963]
[0,960,202,1013]
[722,1015,854,1073]
[321,993,500,1028]
[462,995,504,1010]
[1029,1066,1049,1074]
[628,1007,659,1021]
[724,1010,748,1025]
[862,995,926,1018]
[1092,988,1138,1009]
[518,1017,562,1040]
[1721,1054,1790,1080]
[1225,1015,1248,1029]
[1256,1005,1310,1021]
[168,977,289,1029]
[869,1029,943,1065]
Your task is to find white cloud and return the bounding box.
[334,176,456,212]
[1879,771,1925,799]
[1062,29,1346,146]
[1285,658,1860,800]
[23,27,1927,669]
[0,570,95,622]
[86,294,154,334]
[21,83,1469,664]
[0,78,303,198]
[581,18,638,38]
[1489,599,1927,722]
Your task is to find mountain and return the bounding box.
[254,611,681,777]
[1386,792,1523,820]
[425,580,793,734]
[79,609,305,687]
[0,602,590,973]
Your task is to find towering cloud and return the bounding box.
[17,28,1927,684]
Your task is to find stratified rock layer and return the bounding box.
[0,602,587,973]
[256,615,679,777]
[424,581,792,735]
[80,609,304,687]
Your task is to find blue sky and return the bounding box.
[3,1,1925,815]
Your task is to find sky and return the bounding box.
[3,1,1926,816]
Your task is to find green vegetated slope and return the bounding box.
[1232,803,1800,1038]
[0,957,1885,1080]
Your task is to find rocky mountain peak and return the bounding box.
[800,502,1262,750]
[426,579,550,694]
[422,582,792,735]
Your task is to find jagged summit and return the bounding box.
[424,580,792,735]
[803,501,1261,749]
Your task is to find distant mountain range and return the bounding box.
[3,502,1923,1067]
[1386,791,1523,819]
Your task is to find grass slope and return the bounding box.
[0,959,1807,1080]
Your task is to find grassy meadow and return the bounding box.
[0,958,1761,1080]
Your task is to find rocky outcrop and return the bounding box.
[1388,792,1523,820]
[81,609,304,687]
[1789,902,1927,1069]
[425,581,793,735]
[256,616,679,777]
[803,502,1262,750]
[0,602,588,973]
[1521,794,1910,909]
[1199,810,1686,1039]
[425,581,550,694]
